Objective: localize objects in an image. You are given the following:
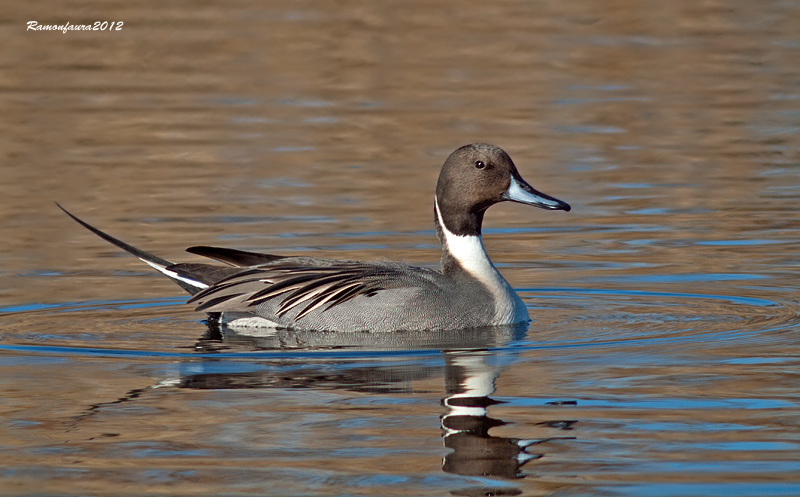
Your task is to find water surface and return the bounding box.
[2,1,799,496]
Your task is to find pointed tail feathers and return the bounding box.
[57,203,209,295]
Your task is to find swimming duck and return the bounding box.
[59,143,570,332]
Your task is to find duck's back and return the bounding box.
[182,257,498,332]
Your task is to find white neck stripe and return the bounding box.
[435,197,499,285]
[435,196,529,325]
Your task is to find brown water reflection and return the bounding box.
[2,0,800,495]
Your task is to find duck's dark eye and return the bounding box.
[475,160,485,169]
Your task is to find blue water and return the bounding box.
[3,0,800,495]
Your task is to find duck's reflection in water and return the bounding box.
[442,349,541,480]
[78,323,575,493]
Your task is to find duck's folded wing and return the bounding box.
[181,261,430,321]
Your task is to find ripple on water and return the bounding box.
[0,284,797,359]
[520,286,800,351]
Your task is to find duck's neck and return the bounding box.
[434,196,498,281]
[434,197,529,325]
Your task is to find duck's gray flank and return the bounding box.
[59,143,570,332]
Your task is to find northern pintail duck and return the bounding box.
[59,143,570,332]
